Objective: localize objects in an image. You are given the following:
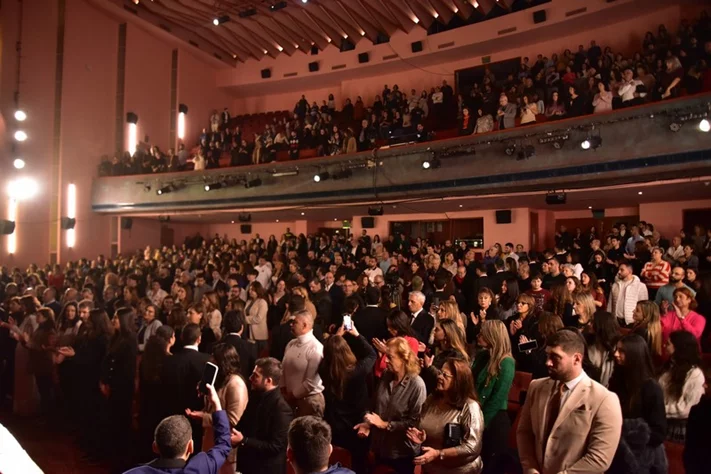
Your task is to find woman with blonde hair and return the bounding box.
[421,319,469,394]
[435,300,466,334]
[632,300,663,363]
[291,286,317,321]
[471,320,514,471]
[573,292,597,332]
[355,337,426,474]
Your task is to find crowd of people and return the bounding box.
[0,216,710,474]
[98,12,711,178]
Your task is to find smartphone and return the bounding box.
[200,362,219,394]
[518,340,538,353]
[343,315,352,331]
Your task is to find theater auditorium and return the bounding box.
[1,0,711,473]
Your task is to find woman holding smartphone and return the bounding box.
[421,319,469,395]
[407,358,484,473]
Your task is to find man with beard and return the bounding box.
[654,265,696,312]
[517,330,621,474]
[234,358,293,474]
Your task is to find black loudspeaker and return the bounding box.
[60,217,76,230]
[308,61,319,72]
[340,39,355,52]
[545,193,567,205]
[310,45,319,55]
[361,217,375,229]
[240,224,252,234]
[495,210,512,224]
[411,41,423,53]
[126,112,138,124]
[533,9,546,24]
[368,206,384,216]
[358,52,369,64]
[0,220,16,235]
[178,104,188,114]
[261,68,271,79]
[592,209,605,219]
[120,217,133,230]
[238,213,251,222]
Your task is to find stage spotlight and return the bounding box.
[332,169,353,180]
[13,158,25,169]
[156,184,173,195]
[422,157,440,169]
[213,15,230,26]
[505,144,516,156]
[270,1,287,11]
[245,178,262,188]
[314,171,329,182]
[14,110,27,122]
[302,0,308,3]
[239,7,257,17]
[588,136,602,149]
[204,182,223,192]
[14,130,27,142]
[700,119,710,132]
[581,139,591,150]
[669,121,682,132]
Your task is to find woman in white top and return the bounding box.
[371,235,383,256]
[201,291,223,341]
[137,304,163,352]
[192,150,206,171]
[659,330,705,443]
[519,95,537,125]
[245,281,269,354]
[187,343,248,474]
[592,81,613,113]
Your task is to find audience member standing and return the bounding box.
[421,320,469,395]
[660,287,706,347]
[319,324,377,474]
[221,310,256,380]
[607,261,648,327]
[607,334,667,474]
[286,416,355,474]
[684,366,711,474]
[281,310,325,417]
[658,330,705,443]
[354,337,426,474]
[234,358,294,474]
[373,311,420,378]
[245,282,269,355]
[517,329,622,474]
[409,291,434,345]
[407,358,484,474]
[640,247,671,300]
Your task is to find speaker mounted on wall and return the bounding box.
[60,217,76,230]
[411,41,423,53]
[533,9,547,24]
[545,193,567,205]
[120,217,133,230]
[260,68,272,79]
[358,52,369,64]
[495,210,512,224]
[592,209,605,219]
[240,224,252,234]
[308,61,319,72]
[361,217,375,229]
[0,220,16,235]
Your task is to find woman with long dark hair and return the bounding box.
[100,307,138,472]
[497,277,520,321]
[245,281,269,354]
[631,301,663,364]
[580,271,606,309]
[658,330,704,443]
[137,325,175,462]
[421,319,469,395]
[187,343,248,474]
[56,301,81,344]
[585,311,620,387]
[608,334,667,473]
[373,310,419,378]
[319,323,377,474]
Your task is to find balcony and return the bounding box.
[92,94,711,215]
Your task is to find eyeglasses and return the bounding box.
[517,302,529,306]
[439,371,454,379]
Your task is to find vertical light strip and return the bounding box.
[67,183,76,248]
[127,122,137,155]
[177,112,186,140]
[7,199,17,255]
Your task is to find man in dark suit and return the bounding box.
[352,287,387,345]
[309,278,333,329]
[124,383,230,474]
[408,291,434,345]
[42,287,62,318]
[161,324,210,450]
[325,272,344,326]
[234,358,293,474]
[221,311,256,381]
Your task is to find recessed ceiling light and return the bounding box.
[638,191,643,195]
[588,206,592,209]
[433,12,439,18]
[301,212,305,215]
[459,204,463,208]
[454,7,459,12]
[413,17,420,24]
[343,34,348,39]
[276,219,279,222]
[231,220,234,223]
[334,218,338,221]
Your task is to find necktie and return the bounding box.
[543,382,566,455]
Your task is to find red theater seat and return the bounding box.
[276,150,290,162]
[507,371,532,418]
[299,148,317,159]
[665,441,684,474]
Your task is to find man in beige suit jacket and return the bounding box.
[517,329,622,474]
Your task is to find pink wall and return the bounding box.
[119,217,162,255]
[124,23,172,150]
[553,207,639,220]
[226,3,685,114]
[640,200,711,240]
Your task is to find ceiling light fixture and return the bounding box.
[213,15,230,26]
[13,158,25,169]
[156,184,173,195]
[204,182,223,192]
[14,110,27,121]
[413,17,420,24]
[313,171,330,182]
[14,130,27,142]
[270,1,287,12]
[700,118,710,132]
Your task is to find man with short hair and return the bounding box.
[353,286,387,346]
[124,384,229,474]
[542,258,565,290]
[42,287,61,317]
[234,358,294,474]
[147,280,168,308]
[517,330,622,474]
[222,311,256,380]
[618,68,644,106]
[503,242,519,263]
[624,225,645,256]
[655,265,696,312]
[286,416,354,474]
[665,236,685,263]
[281,310,325,417]
[363,257,383,285]
[408,291,434,345]
[78,299,95,323]
[607,261,649,327]
[309,278,333,330]
[254,256,272,290]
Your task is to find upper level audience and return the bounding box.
[1,214,711,474]
[99,12,711,177]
